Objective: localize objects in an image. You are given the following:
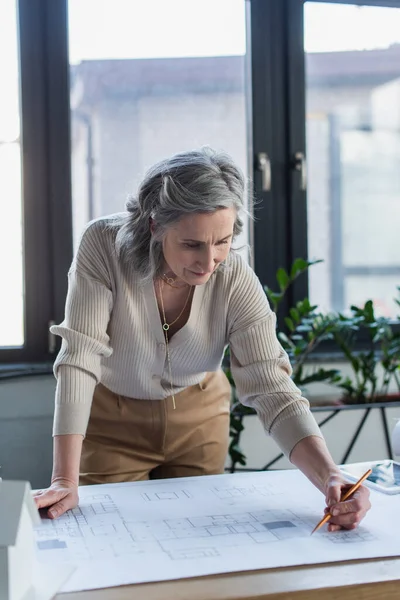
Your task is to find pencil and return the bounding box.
[310,468,372,535]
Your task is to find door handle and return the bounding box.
[293,151,307,191]
[255,152,271,192]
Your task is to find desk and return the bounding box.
[57,557,400,599]
[48,467,399,599]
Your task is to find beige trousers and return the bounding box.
[80,370,231,485]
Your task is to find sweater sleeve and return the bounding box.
[227,255,323,457]
[51,221,114,437]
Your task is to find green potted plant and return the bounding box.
[225,261,400,470]
[331,293,400,404]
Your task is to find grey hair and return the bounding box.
[113,147,250,283]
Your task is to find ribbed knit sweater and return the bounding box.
[51,215,322,457]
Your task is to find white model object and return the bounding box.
[0,480,40,600]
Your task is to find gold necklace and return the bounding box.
[162,273,189,289]
[158,280,193,409]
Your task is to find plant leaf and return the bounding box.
[290,258,309,278]
[299,368,340,386]
[276,268,290,292]
[290,307,300,324]
[285,317,295,332]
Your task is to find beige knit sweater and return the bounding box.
[51,215,322,457]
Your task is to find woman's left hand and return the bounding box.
[324,472,371,532]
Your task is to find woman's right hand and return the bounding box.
[33,478,79,519]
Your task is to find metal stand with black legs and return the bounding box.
[229,401,400,473]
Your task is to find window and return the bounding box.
[68,0,251,257]
[0,0,24,348]
[305,1,400,317]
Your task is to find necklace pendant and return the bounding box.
[163,323,170,331]
[166,276,175,285]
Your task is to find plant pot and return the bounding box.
[340,393,400,406]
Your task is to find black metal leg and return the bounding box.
[314,410,340,429]
[341,408,371,464]
[231,401,400,474]
[261,452,285,471]
[380,407,393,460]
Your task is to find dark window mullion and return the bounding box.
[286,0,308,306]
[10,0,52,363]
[45,0,73,328]
[250,0,290,305]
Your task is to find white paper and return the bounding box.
[34,470,400,593]
[32,562,75,600]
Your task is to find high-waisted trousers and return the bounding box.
[79,370,231,485]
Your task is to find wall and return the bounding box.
[0,376,55,488]
[0,372,398,488]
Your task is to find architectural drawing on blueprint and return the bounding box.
[212,483,276,501]
[36,491,376,565]
[33,470,399,593]
[141,489,193,501]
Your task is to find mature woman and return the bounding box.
[35,147,370,531]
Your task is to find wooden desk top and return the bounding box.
[58,557,400,600]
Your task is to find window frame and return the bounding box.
[250,0,310,315]
[250,0,294,319]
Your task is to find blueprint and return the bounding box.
[34,470,399,593]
